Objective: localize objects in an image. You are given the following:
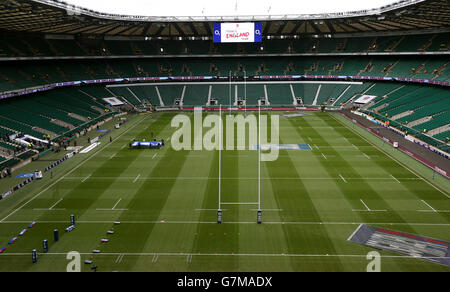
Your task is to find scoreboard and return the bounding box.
[213,22,262,43]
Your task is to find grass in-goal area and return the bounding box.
[0,111,448,272]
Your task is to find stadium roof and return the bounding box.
[55,0,414,18]
[0,0,449,37]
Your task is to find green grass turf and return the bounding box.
[0,111,448,272]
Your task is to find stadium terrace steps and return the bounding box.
[0,116,42,138]
[0,141,19,151]
[335,83,374,105]
[394,92,450,124]
[0,125,16,136]
[391,110,414,121]
[396,35,433,52]
[108,87,142,106]
[383,89,449,118]
[48,118,75,130]
[428,124,450,136]
[11,97,85,127]
[68,113,89,122]
[378,87,441,115]
[32,126,55,137]
[292,83,319,105]
[413,111,450,132]
[433,130,450,141]
[234,84,266,106]
[126,86,161,106]
[405,116,432,127]
[322,84,348,105]
[369,85,421,110]
[0,104,66,135]
[364,83,403,98]
[79,87,114,99]
[427,34,450,51]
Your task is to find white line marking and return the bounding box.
[3,252,449,260]
[221,202,259,205]
[79,142,99,154]
[49,198,62,210]
[362,153,370,159]
[421,200,437,212]
[0,114,149,223]
[187,254,192,263]
[63,176,424,181]
[314,145,375,149]
[1,220,449,226]
[110,153,117,159]
[152,153,157,159]
[352,144,358,150]
[417,210,450,213]
[152,253,158,263]
[352,200,387,212]
[352,210,388,212]
[390,174,401,184]
[314,144,319,150]
[360,199,371,211]
[339,174,347,183]
[347,224,364,241]
[81,174,91,183]
[250,209,283,211]
[120,144,127,150]
[196,209,228,211]
[133,174,141,183]
[112,198,122,210]
[321,153,327,160]
[33,208,65,211]
[115,253,124,264]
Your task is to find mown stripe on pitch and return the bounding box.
[188,151,240,271]
[190,112,238,270]
[105,135,192,270]
[264,116,345,271]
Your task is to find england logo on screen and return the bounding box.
[213,22,262,43]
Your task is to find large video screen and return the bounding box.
[213,22,262,43]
